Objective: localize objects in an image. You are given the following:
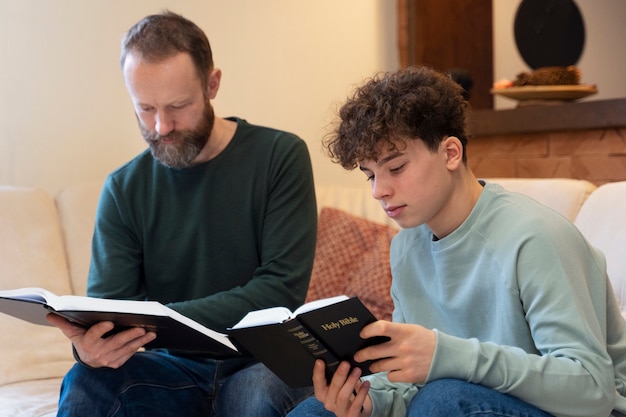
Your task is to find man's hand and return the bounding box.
[46,313,157,368]
[355,320,436,384]
[313,360,372,417]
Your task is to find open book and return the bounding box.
[229,295,389,387]
[0,287,238,355]
[0,288,387,383]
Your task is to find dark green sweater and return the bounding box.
[87,118,317,338]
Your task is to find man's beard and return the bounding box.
[140,104,215,169]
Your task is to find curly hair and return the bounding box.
[120,11,213,91]
[325,66,470,170]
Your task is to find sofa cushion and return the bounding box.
[0,186,75,386]
[0,378,62,417]
[55,180,103,296]
[575,181,626,314]
[306,207,398,321]
[486,178,596,221]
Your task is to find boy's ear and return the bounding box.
[443,136,464,170]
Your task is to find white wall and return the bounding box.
[2,1,625,195]
[0,0,399,195]
[493,0,626,109]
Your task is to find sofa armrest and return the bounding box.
[0,186,75,386]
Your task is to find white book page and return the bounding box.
[53,296,169,316]
[0,288,176,317]
[0,288,173,316]
[231,295,349,329]
[231,306,294,329]
[164,307,237,351]
[292,295,349,316]
[0,287,58,304]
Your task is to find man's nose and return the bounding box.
[154,111,174,136]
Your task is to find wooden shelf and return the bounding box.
[469,98,626,137]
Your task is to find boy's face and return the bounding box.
[358,138,460,233]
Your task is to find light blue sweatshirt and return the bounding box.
[367,182,626,417]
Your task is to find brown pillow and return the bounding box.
[306,207,398,321]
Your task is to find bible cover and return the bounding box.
[228,297,388,387]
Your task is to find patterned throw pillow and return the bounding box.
[306,207,398,321]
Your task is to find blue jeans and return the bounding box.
[57,351,313,417]
[287,379,553,417]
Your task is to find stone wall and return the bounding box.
[468,99,626,185]
[469,128,626,185]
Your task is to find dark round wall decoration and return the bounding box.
[514,0,585,69]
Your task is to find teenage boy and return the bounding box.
[287,66,626,417]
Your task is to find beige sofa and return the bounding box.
[1,177,625,416]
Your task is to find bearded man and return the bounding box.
[47,11,317,417]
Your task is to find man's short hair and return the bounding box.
[120,10,213,90]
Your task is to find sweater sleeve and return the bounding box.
[424,235,616,417]
[88,175,147,300]
[365,373,418,417]
[364,269,421,416]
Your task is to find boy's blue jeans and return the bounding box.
[287,378,554,417]
[57,350,313,417]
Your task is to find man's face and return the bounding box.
[123,52,214,168]
[138,103,213,169]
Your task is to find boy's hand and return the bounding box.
[312,360,372,417]
[355,320,436,384]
